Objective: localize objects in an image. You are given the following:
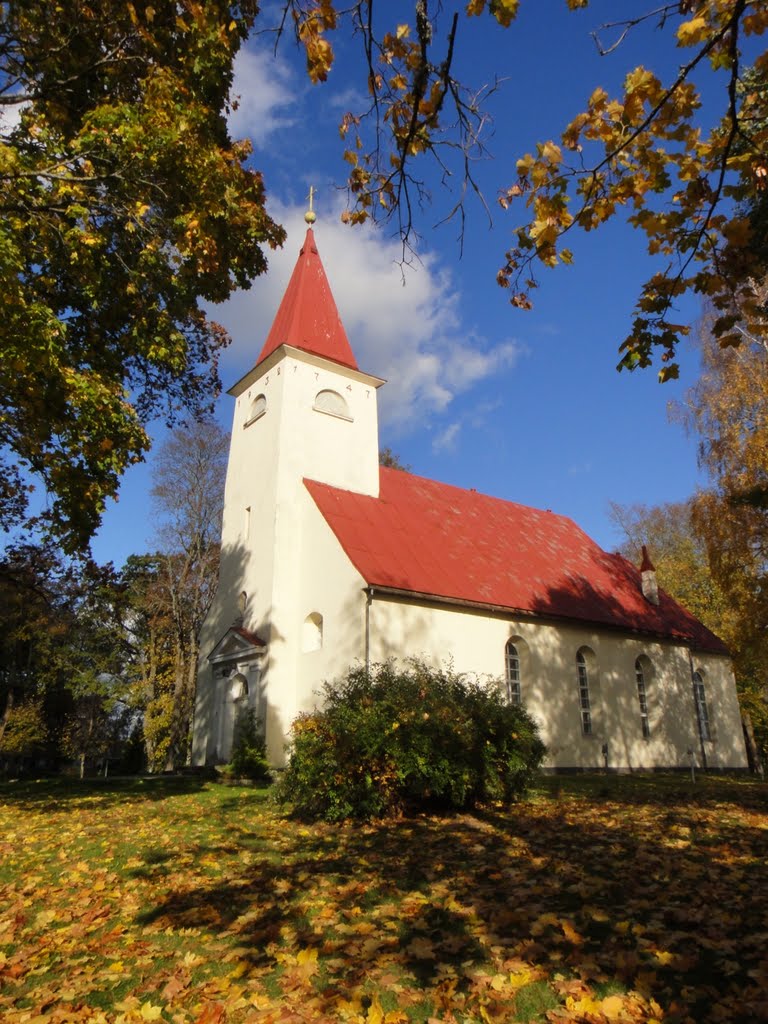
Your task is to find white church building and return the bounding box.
[192,217,748,773]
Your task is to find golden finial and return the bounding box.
[305,185,317,224]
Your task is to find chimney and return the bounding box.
[640,545,659,606]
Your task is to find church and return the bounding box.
[191,212,748,773]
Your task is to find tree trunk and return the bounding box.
[0,689,15,747]
[164,630,201,770]
[742,710,763,776]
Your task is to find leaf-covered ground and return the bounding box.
[2,774,768,1024]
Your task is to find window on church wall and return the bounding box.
[313,389,352,421]
[635,656,652,739]
[244,394,267,427]
[693,670,712,742]
[577,649,593,735]
[505,639,522,705]
[302,612,323,652]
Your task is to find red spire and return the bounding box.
[255,228,358,370]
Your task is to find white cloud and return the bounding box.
[325,85,369,112]
[0,98,28,135]
[228,46,296,147]
[432,421,462,453]
[209,196,522,431]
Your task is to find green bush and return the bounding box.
[277,659,546,821]
[229,707,271,781]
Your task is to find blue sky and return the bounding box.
[89,0,732,567]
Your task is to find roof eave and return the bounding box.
[228,344,386,397]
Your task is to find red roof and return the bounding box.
[255,228,358,370]
[232,626,267,648]
[305,467,727,654]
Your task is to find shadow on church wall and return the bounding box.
[194,538,287,766]
[351,567,724,771]
[528,572,715,770]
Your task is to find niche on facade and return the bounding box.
[302,612,323,652]
[313,389,352,421]
[230,672,249,701]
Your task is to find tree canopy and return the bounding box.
[0,1,283,550]
[0,541,131,769]
[611,295,768,765]
[683,303,768,754]
[146,418,228,769]
[4,0,767,550]
[281,1,768,379]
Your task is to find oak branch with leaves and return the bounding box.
[0,1,284,550]
[3,0,767,549]
[282,1,768,380]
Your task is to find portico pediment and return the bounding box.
[208,625,266,666]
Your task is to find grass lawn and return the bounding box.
[2,773,768,1024]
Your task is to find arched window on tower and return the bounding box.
[245,394,266,426]
[313,389,352,421]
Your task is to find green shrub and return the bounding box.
[277,659,546,821]
[229,707,271,781]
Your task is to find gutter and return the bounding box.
[365,587,374,675]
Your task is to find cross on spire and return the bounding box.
[305,185,317,224]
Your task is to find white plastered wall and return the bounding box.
[293,491,369,717]
[365,595,747,771]
[193,345,382,765]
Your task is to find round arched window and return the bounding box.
[313,389,351,420]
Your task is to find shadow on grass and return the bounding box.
[0,774,226,812]
[533,770,768,810]
[134,779,768,1022]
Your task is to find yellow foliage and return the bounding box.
[677,16,709,47]
[490,0,519,28]
[722,217,752,247]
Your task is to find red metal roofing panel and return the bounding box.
[255,228,358,370]
[305,468,727,654]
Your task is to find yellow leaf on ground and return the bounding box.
[508,968,533,990]
[366,995,384,1024]
[601,994,626,1019]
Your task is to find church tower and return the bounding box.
[192,210,385,764]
